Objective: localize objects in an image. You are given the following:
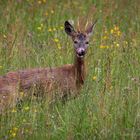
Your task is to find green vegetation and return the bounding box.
[0,0,140,139]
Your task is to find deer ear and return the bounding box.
[64,21,76,36]
[86,20,97,37]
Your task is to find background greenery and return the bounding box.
[0,0,140,139]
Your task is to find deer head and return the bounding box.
[64,20,97,58]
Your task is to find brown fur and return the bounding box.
[0,20,96,113]
[0,55,85,113]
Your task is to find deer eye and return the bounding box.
[85,41,89,44]
[74,41,78,44]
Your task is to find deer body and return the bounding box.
[0,20,96,113]
[18,64,77,94]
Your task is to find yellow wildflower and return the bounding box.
[11,108,17,113]
[110,86,113,90]
[48,28,52,32]
[37,26,42,31]
[33,109,37,113]
[103,36,108,40]
[20,92,24,97]
[113,41,116,44]
[13,127,18,131]
[100,45,109,49]
[100,45,105,49]
[3,34,7,39]
[45,12,48,16]
[124,41,128,45]
[110,25,121,37]
[57,43,61,49]
[10,127,18,138]
[42,0,46,3]
[110,29,114,34]
[117,31,121,36]
[51,10,54,14]
[0,66,2,69]
[24,106,29,111]
[53,27,56,31]
[37,24,43,31]
[116,43,120,47]
[38,0,42,4]
[104,30,108,34]
[54,38,59,43]
[25,129,29,133]
[114,25,119,31]
[40,23,43,27]
[60,26,64,30]
[23,119,26,123]
[93,76,97,81]
[106,46,109,49]
[11,132,16,137]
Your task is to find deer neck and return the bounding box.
[74,55,86,89]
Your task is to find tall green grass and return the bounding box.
[0,0,140,139]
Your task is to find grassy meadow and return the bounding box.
[0,0,140,139]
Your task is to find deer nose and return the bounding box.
[77,48,85,57]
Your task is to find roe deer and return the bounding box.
[0,20,96,113]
